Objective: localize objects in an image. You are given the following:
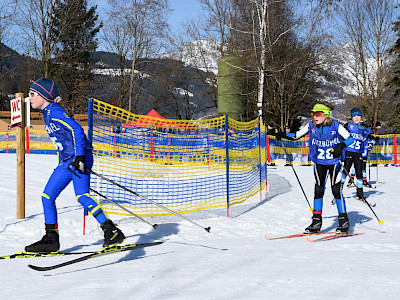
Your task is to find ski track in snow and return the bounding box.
[0,154,399,299]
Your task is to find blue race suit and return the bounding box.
[41,103,108,225]
[345,122,372,154]
[308,120,353,214]
[342,122,372,192]
[308,120,345,165]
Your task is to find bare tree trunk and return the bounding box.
[335,0,395,124]
[103,0,170,111]
[18,0,62,77]
[254,0,267,121]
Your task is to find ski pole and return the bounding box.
[368,152,371,183]
[376,159,379,183]
[279,139,312,210]
[340,162,384,225]
[90,187,158,229]
[88,169,211,233]
[67,166,158,229]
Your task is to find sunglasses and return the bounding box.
[311,111,325,117]
[28,91,38,98]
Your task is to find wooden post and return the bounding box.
[16,93,25,219]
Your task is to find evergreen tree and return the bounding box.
[51,0,101,114]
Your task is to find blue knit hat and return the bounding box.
[351,108,363,118]
[30,78,58,102]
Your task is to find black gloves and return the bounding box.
[367,133,380,144]
[274,131,286,140]
[268,129,287,140]
[70,155,85,173]
[332,142,346,158]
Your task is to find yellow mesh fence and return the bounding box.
[89,99,267,217]
[0,107,398,219]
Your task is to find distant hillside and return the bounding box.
[0,44,217,119]
[2,40,380,122]
[0,43,39,110]
[90,52,217,119]
[165,39,384,123]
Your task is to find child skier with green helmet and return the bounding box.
[275,102,354,233]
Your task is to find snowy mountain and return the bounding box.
[162,38,221,75]
[165,39,381,122]
[316,42,380,120]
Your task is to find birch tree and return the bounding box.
[189,0,328,127]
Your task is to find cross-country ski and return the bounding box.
[264,232,335,240]
[306,232,365,243]
[28,242,163,271]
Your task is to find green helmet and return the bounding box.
[311,103,331,116]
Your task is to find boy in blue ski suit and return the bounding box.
[25,78,125,253]
[347,135,378,187]
[274,102,354,233]
[341,108,378,201]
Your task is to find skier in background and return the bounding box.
[274,102,354,233]
[25,78,125,253]
[373,121,387,167]
[341,108,378,202]
[346,135,378,187]
[284,125,293,166]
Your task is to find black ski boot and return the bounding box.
[101,220,125,247]
[336,213,349,233]
[25,225,60,253]
[304,214,322,234]
[357,187,364,201]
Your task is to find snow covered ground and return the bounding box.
[0,154,399,299]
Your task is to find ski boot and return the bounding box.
[101,220,125,248]
[304,214,322,234]
[363,178,368,186]
[336,213,349,234]
[25,225,60,253]
[356,187,364,201]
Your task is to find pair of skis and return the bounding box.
[0,241,163,271]
[264,232,364,243]
[347,181,377,189]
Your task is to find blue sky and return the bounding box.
[168,0,204,32]
[92,0,204,51]
[96,0,203,33]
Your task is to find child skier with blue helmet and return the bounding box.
[25,78,125,253]
[341,108,378,201]
[346,133,379,187]
[275,102,354,233]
